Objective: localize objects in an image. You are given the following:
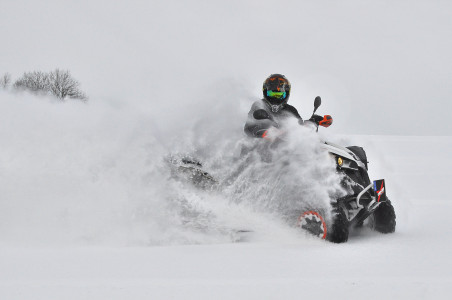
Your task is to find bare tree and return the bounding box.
[48,69,87,100]
[12,69,87,101]
[13,71,50,93]
[0,73,12,89]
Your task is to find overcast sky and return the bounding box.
[1,0,451,135]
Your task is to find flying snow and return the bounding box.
[0,88,344,246]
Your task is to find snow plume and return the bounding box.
[167,110,345,243]
[221,126,344,222]
[0,88,343,246]
[0,91,169,245]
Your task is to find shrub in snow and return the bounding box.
[13,69,87,101]
[13,71,50,94]
[48,69,87,101]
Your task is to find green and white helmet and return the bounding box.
[262,74,291,112]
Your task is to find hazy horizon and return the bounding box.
[1,0,451,136]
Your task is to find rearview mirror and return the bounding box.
[253,109,271,120]
[314,96,321,112]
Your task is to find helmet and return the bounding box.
[262,74,291,112]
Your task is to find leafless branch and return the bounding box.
[48,69,87,101]
[13,71,50,94]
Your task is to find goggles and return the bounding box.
[267,90,287,100]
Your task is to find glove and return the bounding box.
[261,127,286,141]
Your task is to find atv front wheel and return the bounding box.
[327,207,349,243]
[371,200,396,233]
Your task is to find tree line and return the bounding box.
[0,69,87,101]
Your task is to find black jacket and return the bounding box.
[244,100,303,138]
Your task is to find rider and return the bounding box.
[244,74,323,138]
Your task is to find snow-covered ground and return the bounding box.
[1,95,451,299]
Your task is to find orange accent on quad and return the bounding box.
[319,115,333,127]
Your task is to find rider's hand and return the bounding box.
[261,127,286,141]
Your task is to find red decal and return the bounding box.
[376,182,385,202]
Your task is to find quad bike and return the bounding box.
[294,97,396,243]
[169,97,396,243]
